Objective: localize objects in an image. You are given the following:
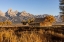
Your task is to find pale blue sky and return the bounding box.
[0,0,59,16]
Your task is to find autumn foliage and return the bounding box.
[44,15,56,23]
[0,28,46,42]
[40,15,56,26]
[0,20,12,26]
[27,18,35,23]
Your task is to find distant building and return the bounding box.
[29,18,52,27]
[29,18,44,26]
[34,18,45,23]
[40,22,52,27]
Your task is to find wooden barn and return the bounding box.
[29,18,44,26]
[29,18,52,27]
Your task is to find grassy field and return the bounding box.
[0,26,64,42]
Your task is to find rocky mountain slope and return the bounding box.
[0,8,61,23]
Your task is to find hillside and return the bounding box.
[0,8,62,23]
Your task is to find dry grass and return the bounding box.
[0,27,63,42]
[0,28,47,42]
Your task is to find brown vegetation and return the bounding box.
[44,15,56,23]
[27,18,35,23]
[40,15,56,26]
[0,20,12,26]
[21,18,35,25]
[0,27,63,42]
[40,22,52,26]
[0,28,47,42]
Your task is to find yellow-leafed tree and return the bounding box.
[3,20,12,25]
[0,20,12,26]
[40,15,56,26]
[27,18,35,23]
[44,15,56,23]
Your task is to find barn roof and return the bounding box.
[34,18,45,23]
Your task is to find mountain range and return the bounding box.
[0,8,62,23]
